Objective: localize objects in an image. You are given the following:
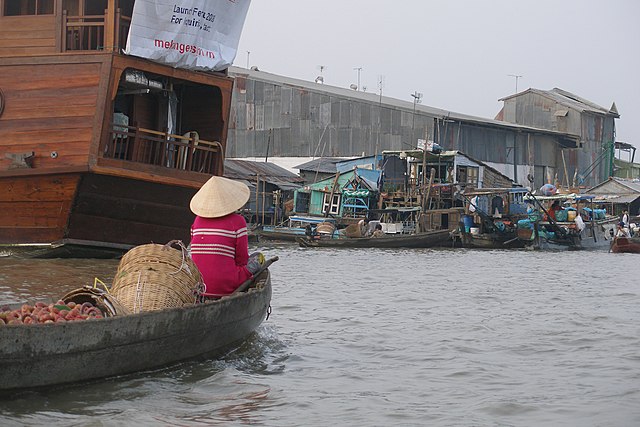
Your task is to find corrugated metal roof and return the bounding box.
[224,159,303,190]
[500,88,618,118]
[588,177,640,194]
[229,67,578,138]
[611,177,640,193]
[294,157,350,173]
[591,194,640,204]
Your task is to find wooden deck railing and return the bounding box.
[104,125,223,174]
[62,9,130,52]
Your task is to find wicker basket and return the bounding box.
[316,222,336,235]
[61,286,130,317]
[344,223,362,238]
[111,241,203,313]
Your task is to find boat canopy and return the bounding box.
[288,216,336,225]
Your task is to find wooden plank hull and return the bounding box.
[610,236,640,254]
[0,172,200,254]
[0,173,79,244]
[296,229,451,248]
[0,271,272,392]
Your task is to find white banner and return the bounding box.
[125,0,251,71]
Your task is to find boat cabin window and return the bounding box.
[4,0,54,15]
[322,193,341,215]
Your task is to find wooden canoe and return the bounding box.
[296,229,450,249]
[455,231,525,249]
[610,236,640,254]
[0,270,272,393]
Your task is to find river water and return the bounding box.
[0,244,639,426]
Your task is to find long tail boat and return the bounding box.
[0,1,236,257]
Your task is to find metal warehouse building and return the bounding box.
[226,67,619,189]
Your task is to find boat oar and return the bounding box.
[233,256,279,294]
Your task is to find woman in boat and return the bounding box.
[189,176,264,297]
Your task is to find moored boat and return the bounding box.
[0,1,249,257]
[610,236,640,253]
[451,187,529,249]
[0,268,272,393]
[517,193,618,250]
[296,229,450,249]
[258,216,337,242]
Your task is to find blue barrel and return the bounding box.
[462,215,474,232]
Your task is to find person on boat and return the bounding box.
[621,210,630,228]
[616,222,631,238]
[189,176,264,297]
[548,200,561,221]
[372,223,385,238]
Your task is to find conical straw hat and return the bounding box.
[190,176,250,218]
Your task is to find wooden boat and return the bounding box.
[451,187,528,249]
[454,230,525,249]
[258,216,337,242]
[517,193,618,250]
[0,2,237,257]
[296,229,450,248]
[0,269,272,392]
[610,236,640,253]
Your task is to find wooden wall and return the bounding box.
[0,57,107,172]
[0,173,80,243]
[0,16,58,56]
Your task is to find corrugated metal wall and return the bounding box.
[503,92,617,187]
[227,76,434,159]
[227,74,608,188]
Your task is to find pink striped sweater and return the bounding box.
[190,213,253,296]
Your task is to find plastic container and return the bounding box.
[462,215,474,232]
[555,209,568,222]
[517,219,532,229]
[469,227,480,235]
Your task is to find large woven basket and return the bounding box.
[344,223,362,238]
[111,241,203,313]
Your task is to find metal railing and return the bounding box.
[104,125,223,174]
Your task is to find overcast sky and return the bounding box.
[234,0,639,152]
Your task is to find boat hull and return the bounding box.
[456,231,524,249]
[0,271,271,392]
[610,236,640,253]
[296,230,450,248]
[0,172,200,256]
